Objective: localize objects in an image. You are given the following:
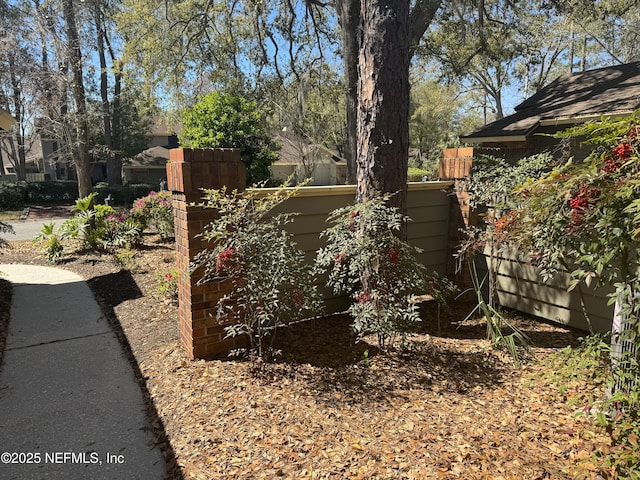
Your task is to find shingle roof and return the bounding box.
[461,61,640,142]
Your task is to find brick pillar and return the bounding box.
[166,148,246,359]
[439,148,476,293]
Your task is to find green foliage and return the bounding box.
[92,183,158,207]
[543,335,640,479]
[592,352,640,480]
[542,334,610,400]
[34,222,64,264]
[409,80,477,171]
[113,248,141,271]
[180,91,279,184]
[55,194,144,253]
[153,269,179,304]
[0,184,25,210]
[21,181,79,203]
[193,181,322,363]
[465,262,531,365]
[465,152,557,210]
[501,114,640,344]
[407,167,430,182]
[130,191,174,240]
[314,194,447,350]
[0,221,15,247]
[0,181,81,209]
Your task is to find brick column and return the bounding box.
[166,148,246,359]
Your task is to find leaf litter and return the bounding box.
[0,239,609,479]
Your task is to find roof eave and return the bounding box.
[460,134,529,144]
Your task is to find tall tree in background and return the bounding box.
[0,0,36,181]
[62,0,91,197]
[336,0,442,183]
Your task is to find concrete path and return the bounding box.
[0,264,166,479]
[4,219,65,242]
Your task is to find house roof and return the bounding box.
[461,61,640,143]
[0,108,16,131]
[125,146,170,168]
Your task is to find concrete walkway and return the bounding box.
[0,264,165,479]
[4,219,65,242]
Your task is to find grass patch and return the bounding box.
[0,210,22,221]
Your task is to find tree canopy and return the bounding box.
[180,91,279,184]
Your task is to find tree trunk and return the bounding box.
[336,0,360,185]
[337,0,440,187]
[111,63,123,185]
[356,0,410,220]
[63,0,92,198]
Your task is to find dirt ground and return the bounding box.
[0,232,609,480]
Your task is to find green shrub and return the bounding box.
[0,183,26,210]
[94,183,158,207]
[194,182,322,363]
[407,167,431,182]
[23,181,78,202]
[58,193,143,251]
[130,191,174,240]
[314,194,451,350]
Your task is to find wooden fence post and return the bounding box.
[440,147,476,294]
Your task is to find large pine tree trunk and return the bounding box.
[356,0,409,219]
[63,0,92,198]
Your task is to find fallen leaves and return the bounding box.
[0,241,609,479]
[134,314,599,480]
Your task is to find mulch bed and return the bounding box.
[0,238,609,479]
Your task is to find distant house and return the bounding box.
[121,117,181,185]
[148,117,180,149]
[0,108,16,132]
[460,61,640,158]
[270,133,347,186]
[122,146,170,185]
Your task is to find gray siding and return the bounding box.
[252,182,453,314]
[480,250,616,332]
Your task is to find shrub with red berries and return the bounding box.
[315,194,455,349]
[194,182,322,362]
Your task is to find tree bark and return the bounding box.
[336,0,441,188]
[356,0,410,219]
[336,0,360,185]
[63,0,92,198]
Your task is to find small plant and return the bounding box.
[0,221,14,247]
[315,193,447,350]
[113,248,141,271]
[193,181,322,363]
[60,194,143,251]
[463,261,531,365]
[154,269,179,304]
[542,335,640,479]
[34,222,64,264]
[591,354,640,479]
[101,212,143,248]
[130,191,174,240]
